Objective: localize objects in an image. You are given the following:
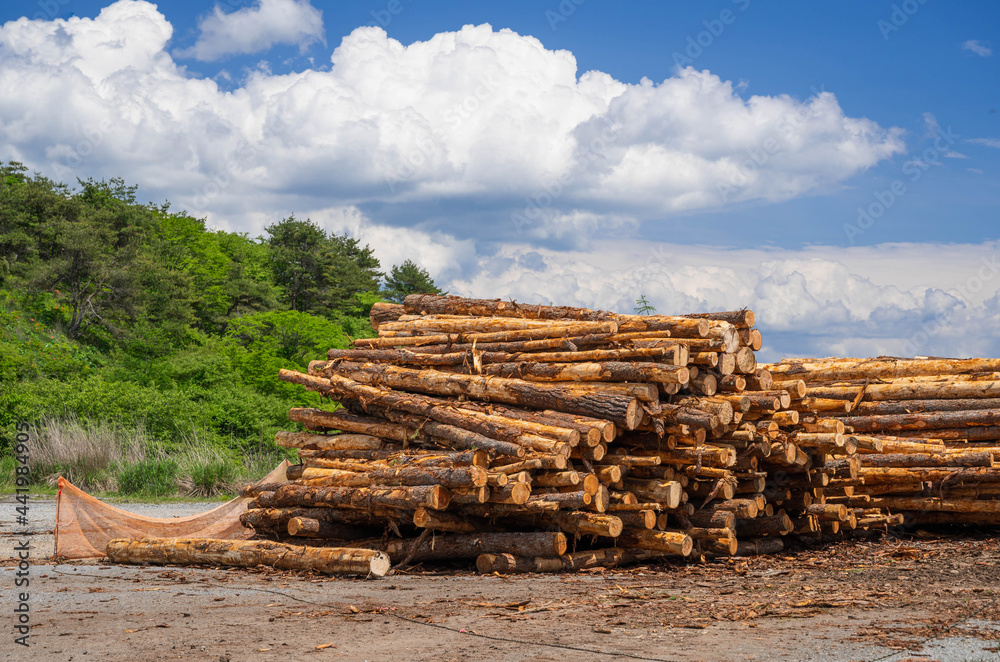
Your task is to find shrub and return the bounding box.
[118,458,179,496]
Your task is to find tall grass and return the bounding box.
[2,416,291,498]
[28,416,146,492]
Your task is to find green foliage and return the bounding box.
[635,294,657,316]
[118,458,179,496]
[0,162,434,497]
[265,216,382,317]
[382,259,443,303]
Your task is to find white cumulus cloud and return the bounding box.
[175,0,324,61]
[0,2,904,241]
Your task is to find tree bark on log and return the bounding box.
[376,531,568,561]
[268,483,451,511]
[616,529,693,556]
[286,517,373,539]
[297,465,486,489]
[478,361,689,385]
[275,431,383,450]
[105,538,391,577]
[324,364,644,429]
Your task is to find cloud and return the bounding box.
[175,0,324,61]
[0,2,904,243]
[968,138,1000,149]
[962,40,992,57]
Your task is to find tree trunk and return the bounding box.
[616,529,693,556]
[297,465,486,489]
[479,361,689,385]
[324,364,644,429]
[286,517,373,539]
[269,483,451,511]
[105,538,390,577]
[376,531,568,561]
[275,431,383,450]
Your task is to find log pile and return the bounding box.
[223,300,1000,577]
[763,357,1000,530]
[237,294,829,572]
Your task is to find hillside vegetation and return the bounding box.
[0,162,440,496]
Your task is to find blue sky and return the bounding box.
[1,0,998,357]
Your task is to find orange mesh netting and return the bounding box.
[54,461,289,559]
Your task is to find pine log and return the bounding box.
[286,517,373,539]
[616,529,693,556]
[412,508,489,533]
[369,302,406,330]
[684,310,756,328]
[106,538,390,577]
[735,513,793,537]
[858,451,995,468]
[275,431,383,450]
[479,361,689,385]
[298,448,488,468]
[475,554,565,574]
[734,538,784,556]
[806,380,1000,402]
[298,465,486,489]
[765,357,1000,383]
[268,483,451,511]
[379,531,568,561]
[324,364,643,429]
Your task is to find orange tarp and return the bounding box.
[54,461,288,559]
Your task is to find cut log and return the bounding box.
[616,529,693,556]
[378,531,567,561]
[268,483,451,511]
[105,538,390,577]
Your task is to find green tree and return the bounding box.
[381,259,442,303]
[264,217,382,318]
[634,294,656,316]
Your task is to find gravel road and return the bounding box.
[2,497,999,661]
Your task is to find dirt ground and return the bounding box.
[3,498,1000,662]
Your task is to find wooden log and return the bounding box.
[734,538,784,556]
[286,517,373,539]
[403,294,615,321]
[369,302,405,330]
[298,465,486,489]
[616,510,657,529]
[866,497,1000,513]
[686,510,736,529]
[275,431,383,451]
[476,554,565,574]
[735,513,793,537]
[268,483,451,511]
[617,529,693,556]
[544,511,624,537]
[806,380,1000,402]
[765,357,1000,383]
[105,538,390,577]
[380,316,617,335]
[701,499,758,519]
[858,451,995,468]
[479,361,690,385]
[379,532,568,561]
[838,410,1000,432]
[321,364,643,429]
[412,508,488,533]
[487,483,532,505]
[887,426,1000,441]
[699,536,738,556]
[298,448,488,468]
[622,479,682,508]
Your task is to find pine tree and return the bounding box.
[382,260,442,303]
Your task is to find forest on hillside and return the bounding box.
[0,161,441,496]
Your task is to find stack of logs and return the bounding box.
[237,297,998,574]
[763,357,1000,530]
